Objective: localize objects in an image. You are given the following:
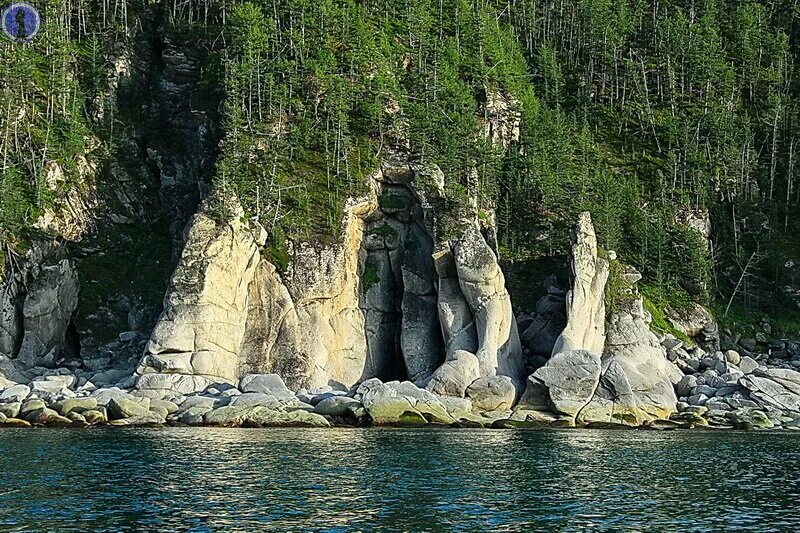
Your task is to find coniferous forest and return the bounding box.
[1,0,800,333]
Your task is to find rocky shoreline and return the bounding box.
[2,211,800,432]
[1,355,799,431]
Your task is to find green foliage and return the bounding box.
[0,168,39,237]
[0,0,118,248]
[710,301,800,339]
[604,257,635,314]
[362,262,380,293]
[641,284,694,342]
[211,0,535,250]
[378,194,407,211]
[369,224,397,238]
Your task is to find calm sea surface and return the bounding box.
[0,427,798,532]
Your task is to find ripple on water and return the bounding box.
[0,428,798,532]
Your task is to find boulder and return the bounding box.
[729,409,774,430]
[200,404,329,427]
[57,397,98,415]
[175,406,211,425]
[313,396,362,417]
[228,392,282,408]
[30,375,76,395]
[357,379,454,425]
[0,356,30,386]
[136,373,219,395]
[527,350,601,417]
[19,398,46,417]
[0,401,21,418]
[675,375,697,398]
[82,409,107,424]
[25,407,71,426]
[107,397,152,420]
[203,406,254,427]
[364,396,428,426]
[693,384,717,397]
[2,418,31,427]
[665,303,715,338]
[249,408,331,428]
[90,387,137,406]
[238,374,295,401]
[425,350,480,398]
[90,369,131,387]
[466,376,516,411]
[150,399,180,418]
[688,393,709,406]
[738,356,759,375]
[0,384,30,402]
[177,395,217,411]
[725,350,741,366]
[109,414,165,426]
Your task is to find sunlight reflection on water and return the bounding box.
[0,427,798,531]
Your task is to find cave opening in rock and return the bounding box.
[359,180,445,383]
[62,318,82,363]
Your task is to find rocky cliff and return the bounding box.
[2,206,800,430]
[135,155,526,398]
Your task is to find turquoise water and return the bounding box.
[1,428,798,532]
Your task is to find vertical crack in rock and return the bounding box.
[359,175,444,383]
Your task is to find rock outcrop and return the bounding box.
[138,197,260,386]
[575,298,681,425]
[0,243,79,369]
[137,192,374,392]
[135,161,526,396]
[454,225,525,389]
[521,213,680,426]
[741,368,800,411]
[551,212,608,356]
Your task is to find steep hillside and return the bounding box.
[1,1,800,430]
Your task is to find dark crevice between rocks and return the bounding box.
[62,319,82,363]
[359,180,445,383]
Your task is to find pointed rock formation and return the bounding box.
[453,225,525,390]
[551,212,608,356]
[521,212,680,426]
